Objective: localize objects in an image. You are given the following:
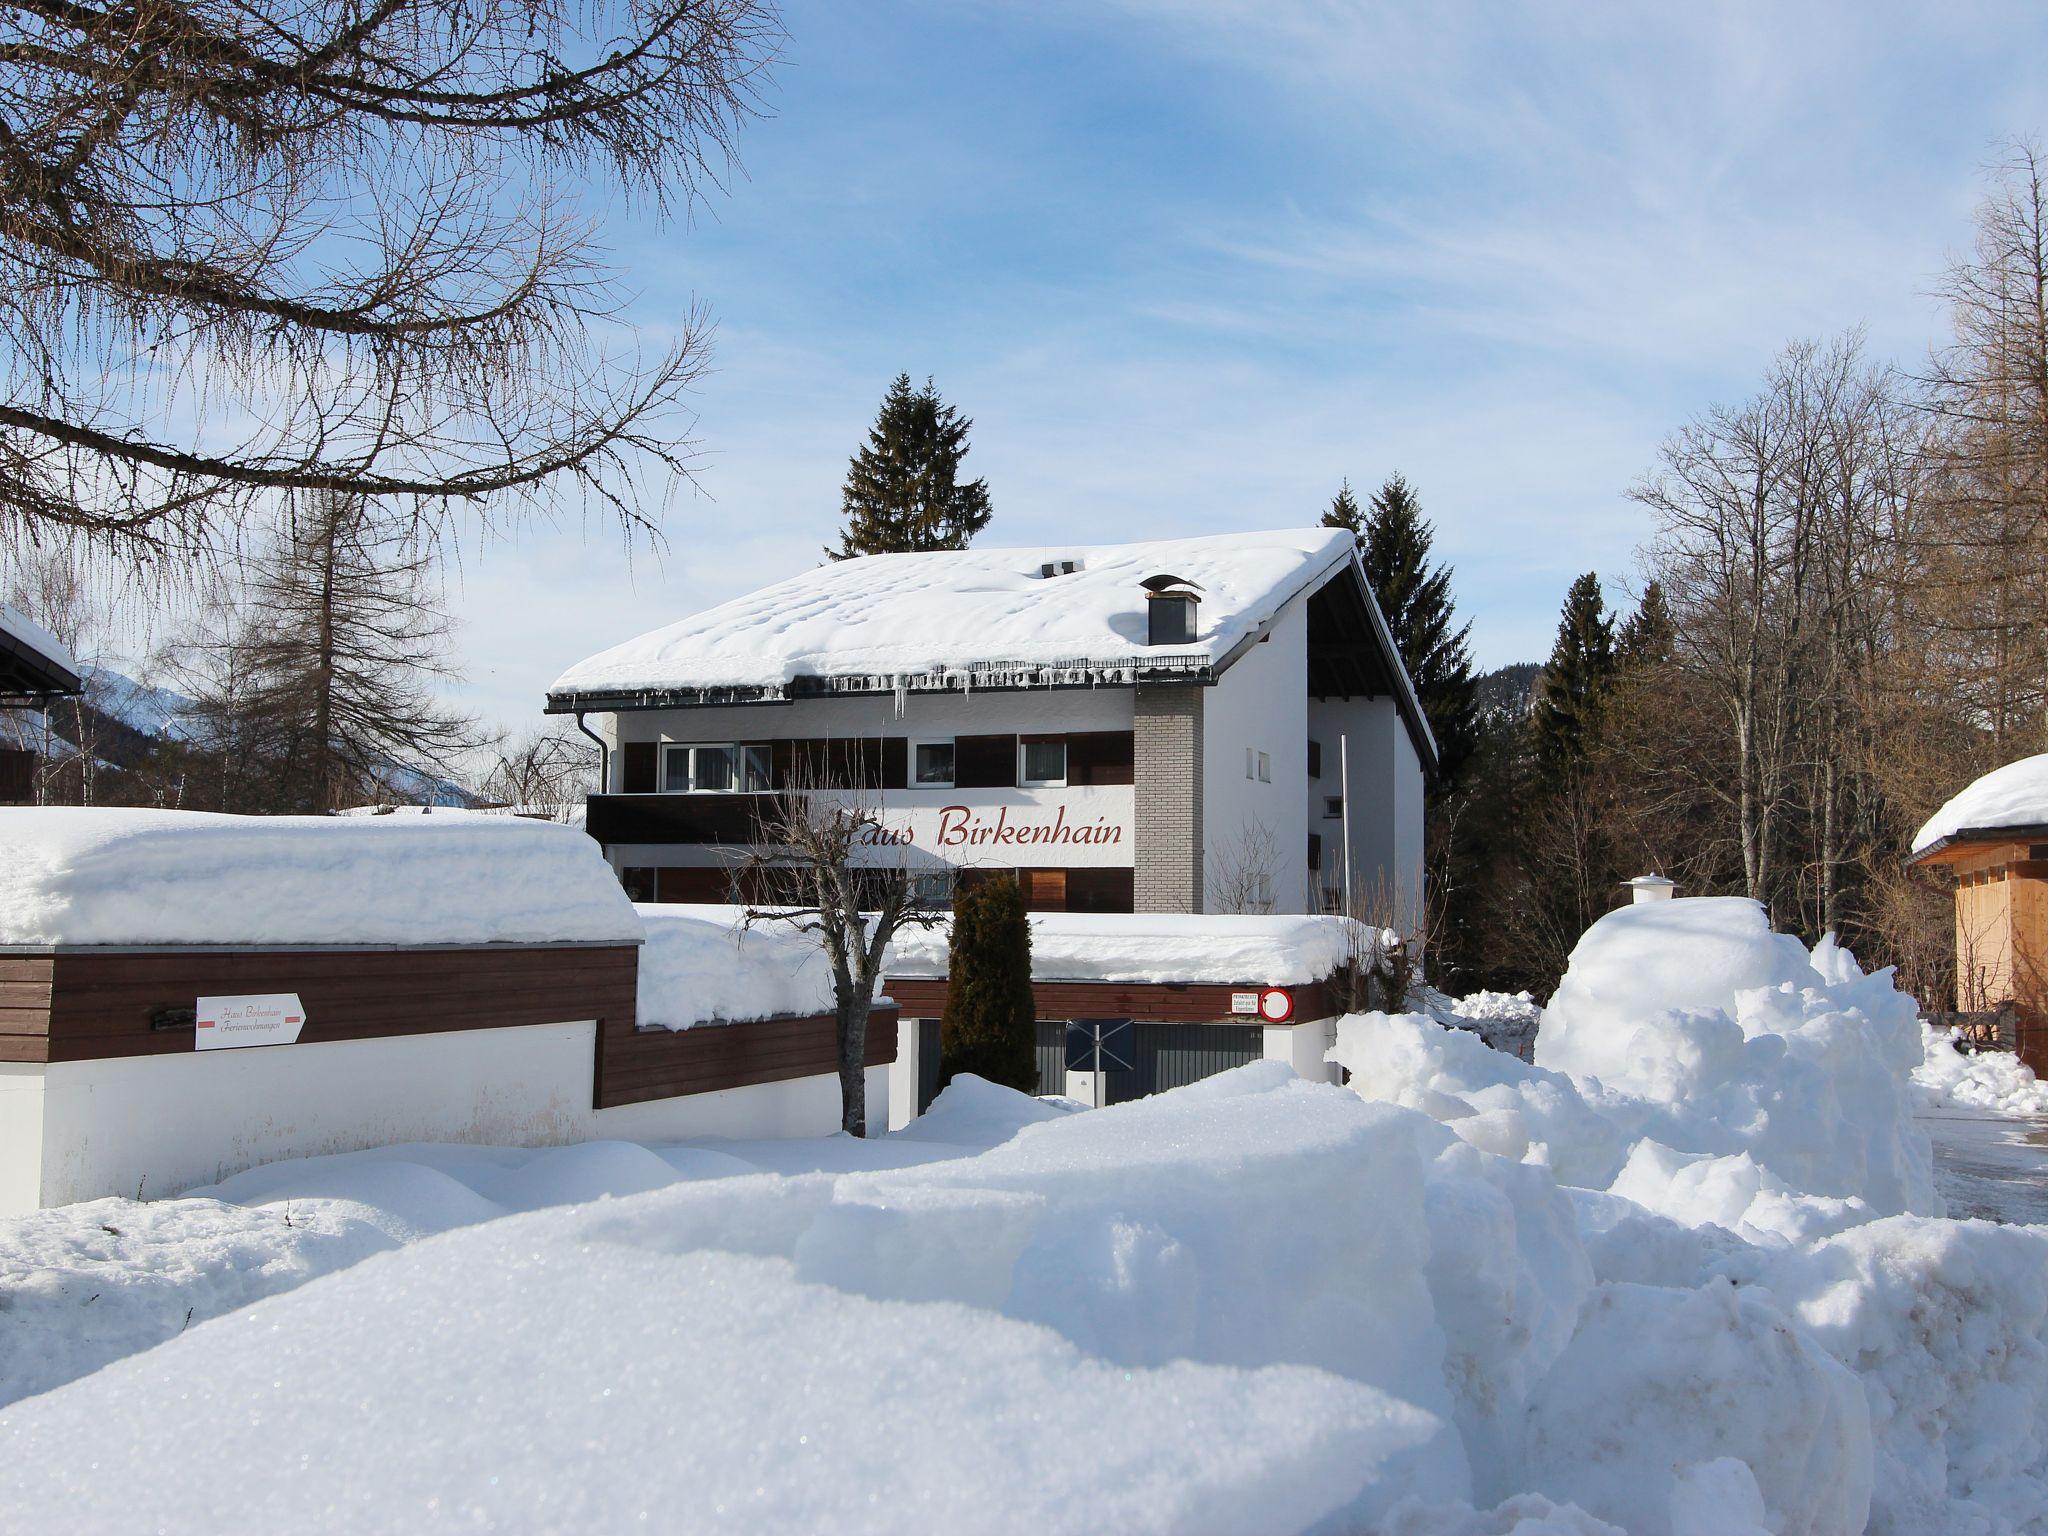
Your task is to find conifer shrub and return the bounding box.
[938,876,1038,1093]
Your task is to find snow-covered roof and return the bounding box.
[637,903,867,1027]
[1910,753,2048,858]
[551,527,1358,694]
[889,911,1362,986]
[0,808,641,948]
[0,604,81,701]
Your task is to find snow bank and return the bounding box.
[888,909,1360,984]
[1915,1023,2048,1115]
[551,527,1353,696]
[0,807,640,947]
[13,894,2048,1536]
[635,903,847,1026]
[0,1071,1475,1534]
[1913,751,2048,853]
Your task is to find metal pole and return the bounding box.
[1339,733,1354,918]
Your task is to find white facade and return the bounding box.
[556,530,1436,922]
[0,1028,888,1215]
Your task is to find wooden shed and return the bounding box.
[1907,755,2048,1073]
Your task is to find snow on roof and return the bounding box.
[636,903,860,1027]
[889,911,1361,986]
[0,808,641,948]
[549,528,1356,700]
[0,604,81,695]
[1911,753,2048,855]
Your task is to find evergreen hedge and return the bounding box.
[938,876,1038,1093]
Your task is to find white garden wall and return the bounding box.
[3,1028,887,1214]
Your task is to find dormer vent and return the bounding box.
[1038,559,1082,578]
[1143,574,1203,646]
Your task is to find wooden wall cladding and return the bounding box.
[0,945,638,1066]
[886,976,1335,1025]
[595,1005,897,1110]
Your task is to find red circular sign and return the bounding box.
[1257,988,1294,1023]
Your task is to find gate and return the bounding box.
[1104,1021,1262,1104]
[928,1019,1265,1110]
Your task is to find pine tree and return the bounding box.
[938,876,1037,1093]
[1530,572,1617,776]
[1340,475,1481,783]
[831,374,994,559]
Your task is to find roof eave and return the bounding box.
[1906,824,2048,868]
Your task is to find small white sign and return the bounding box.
[195,993,307,1051]
[1229,992,1259,1016]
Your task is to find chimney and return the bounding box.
[1622,874,1677,904]
[1141,574,1202,646]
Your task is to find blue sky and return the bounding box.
[441,0,2048,736]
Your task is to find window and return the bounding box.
[1324,795,1344,819]
[662,743,771,793]
[1308,834,1322,871]
[693,743,737,792]
[1308,740,1323,779]
[1256,751,1271,783]
[1245,747,1254,780]
[1019,736,1067,787]
[910,868,954,907]
[913,740,956,787]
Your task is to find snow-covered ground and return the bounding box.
[8,898,2048,1534]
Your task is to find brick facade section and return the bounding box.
[1133,684,1204,912]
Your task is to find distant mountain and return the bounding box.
[88,666,194,741]
[1476,662,1540,723]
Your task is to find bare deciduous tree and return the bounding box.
[482,725,600,819]
[0,0,779,554]
[740,782,941,1136]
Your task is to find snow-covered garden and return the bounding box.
[6,895,2048,1534]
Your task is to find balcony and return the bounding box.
[584,792,785,846]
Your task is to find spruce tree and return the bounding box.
[1616,580,1675,671]
[1530,572,1617,776]
[1321,478,1364,539]
[1340,475,1481,783]
[831,374,994,559]
[938,876,1038,1094]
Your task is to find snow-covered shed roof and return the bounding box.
[1910,754,2048,862]
[0,808,641,948]
[637,904,872,1028]
[888,911,1362,986]
[0,604,81,704]
[546,528,1436,769]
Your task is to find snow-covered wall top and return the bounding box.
[0,809,642,948]
[636,904,858,1028]
[0,604,79,683]
[550,528,1353,697]
[889,911,1360,986]
[1911,752,2048,853]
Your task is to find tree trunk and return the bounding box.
[837,986,871,1137]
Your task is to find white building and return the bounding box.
[547,528,1435,920]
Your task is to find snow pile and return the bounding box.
[1913,751,2048,853]
[0,807,641,947]
[889,909,1360,984]
[635,904,850,1026]
[551,527,1356,696]
[1914,1022,2048,1115]
[1412,984,1543,1059]
[0,1104,1053,1412]
[1334,897,2048,1533]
